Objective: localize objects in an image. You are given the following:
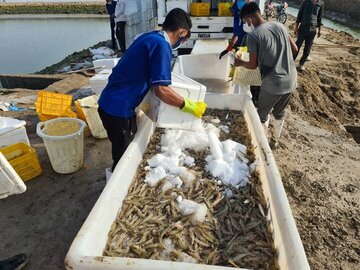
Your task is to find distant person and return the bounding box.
[105,0,117,49]
[114,0,126,53]
[234,2,298,148]
[294,0,324,71]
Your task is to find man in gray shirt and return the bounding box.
[234,2,298,148]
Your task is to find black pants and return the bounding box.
[98,107,137,171]
[295,26,317,65]
[110,18,117,49]
[115,21,126,53]
[250,86,261,107]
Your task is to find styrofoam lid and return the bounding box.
[0,117,26,135]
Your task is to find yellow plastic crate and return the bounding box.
[35,91,76,121]
[191,3,210,16]
[218,2,232,16]
[0,143,42,182]
[74,100,87,124]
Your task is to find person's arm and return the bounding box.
[317,2,324,38]
[289,36,298,58]
[295,1,305,36]
[234,52,258,70]
[154,85,184,108]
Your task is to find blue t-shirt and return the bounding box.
[232,1,246,46]
[98,31,172,118]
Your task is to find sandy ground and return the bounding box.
[0,18,359,270]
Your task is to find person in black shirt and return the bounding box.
[294,0,324,71]
[105,0,117,49]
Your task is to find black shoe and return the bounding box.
[0,254,28,270]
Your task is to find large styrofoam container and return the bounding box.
[93,59,119,72]
[65,93,310,270]
[0,117,30,148]
[173,53,235,94]
[77,95,108,139]
[166,0,190,13]
[0,152,26,200]
[124,0,141,15]
[89,73,110,95]
[141,72,206,130]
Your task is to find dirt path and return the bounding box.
[273,19,360,269]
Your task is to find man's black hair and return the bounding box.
[162,8,192,32]
[240,2,261,20]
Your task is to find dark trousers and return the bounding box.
[295,26,317,65]
[250,86,261,107]
[257,89,292,123]
[98,107,137,171]
[116,21,126,53]
[110,18,117,49]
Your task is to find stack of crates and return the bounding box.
[190,2,211,16]
[218,2,232,16]
[124,0,156,48]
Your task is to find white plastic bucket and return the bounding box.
[36,118,86,174]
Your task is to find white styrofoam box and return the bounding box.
[174,53,231,81]
[77,95,108,139]
[0,117,30,148]
[141,72,206,130]
[65,94,310,270]
[166,0,190,13]
[98,69,113,75]
[192,39,229,54]
[0,152,26,200]
[89,73,110,95]
[93,59,119,72]
[124,0,141,15]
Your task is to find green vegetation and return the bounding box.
[0,3,107,15]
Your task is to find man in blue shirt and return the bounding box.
[105,0,117,49]
[98,8,207,171]
[219,0,249,59]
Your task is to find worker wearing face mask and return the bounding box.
[234,2,298,148]
[98,8,207,172]
[219,0,251,59]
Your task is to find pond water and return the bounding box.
[0,16,110,74]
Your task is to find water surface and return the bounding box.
[0,17,110,74]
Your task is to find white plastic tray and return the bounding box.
[65,93,310,270]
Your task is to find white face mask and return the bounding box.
[243,23,255,33]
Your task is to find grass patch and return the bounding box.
[0,3,107,15]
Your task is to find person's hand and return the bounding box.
[317,30,321,38]
[180,98,207,118]
[234,57,243,67]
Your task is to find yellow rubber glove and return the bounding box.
[180,98,207,118]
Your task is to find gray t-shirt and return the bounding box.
[248,22,297,94]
